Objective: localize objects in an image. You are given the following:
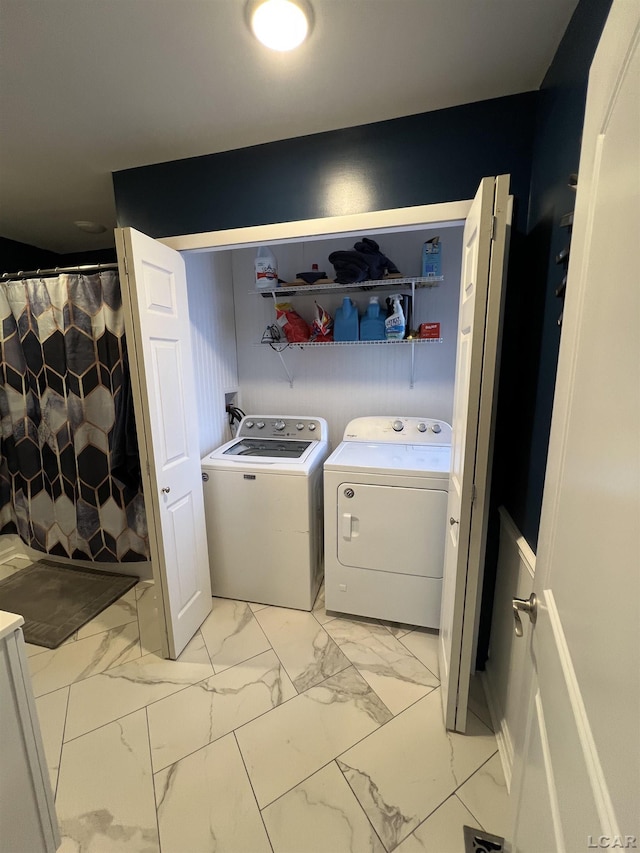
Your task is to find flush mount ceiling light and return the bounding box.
[248,0,312,51]
[74,220,107,234]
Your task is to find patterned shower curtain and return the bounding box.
[0,271,149,562]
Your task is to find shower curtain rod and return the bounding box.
[1,262,119,282]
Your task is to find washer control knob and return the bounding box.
[432,423,442,434]
[274,420,286,431]
[308,423,316,431]
[344,488,355,498]
[392,420,404,432]
[245,420,254,428]
[417,422,427,433]
[256,421,265,429]
[296,423,305,430]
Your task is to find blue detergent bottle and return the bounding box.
[334,297,359,341]
[360,296,386,341]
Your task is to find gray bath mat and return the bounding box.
[0,561,138,649]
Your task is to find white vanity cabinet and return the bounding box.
[0,612,59,853]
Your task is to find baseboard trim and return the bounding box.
[0,535,152,580]
[483,666,514,791]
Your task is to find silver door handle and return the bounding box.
[161,487,171,494]
[512,593,537,637]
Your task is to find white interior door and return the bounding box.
[438,174,510,732]
[511,3,640,849]
[115,227,212,659]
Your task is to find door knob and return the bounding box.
[512,593,537,637]
[161,487,171,494]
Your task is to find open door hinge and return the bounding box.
[472,483,477,504]
[490,215,498,242]
[123,254,129,277]
[146,459,150,477]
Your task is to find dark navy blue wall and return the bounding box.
[498,0,613,549]
[0,237,117,272]
[475,0,612,666]
[113,93,537,238]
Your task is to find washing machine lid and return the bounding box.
[324,441,451,478]
[202,437,328,474]
[220,438,312,459]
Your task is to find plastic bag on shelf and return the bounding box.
[311,302,334,342]
[275,302,311,343]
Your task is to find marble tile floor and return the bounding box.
[2,556,510,852]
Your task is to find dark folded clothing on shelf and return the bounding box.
[328,250,371,284]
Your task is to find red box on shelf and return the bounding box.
[419,322,441,339]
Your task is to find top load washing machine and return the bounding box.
[324,416,451,628]
[201,416,329,611]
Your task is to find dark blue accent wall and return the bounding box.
[475,0,612,667]
[0,237,117,272]
[113,93,537,238]
[502,0,613,549]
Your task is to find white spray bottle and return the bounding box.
[385,294,406,340]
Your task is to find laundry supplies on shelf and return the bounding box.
[385,294,406,340]
[329,237,400,284]
[422,236,441,277]
[360,296,386,341]
[334,297,359,341]
[254,245,279,290]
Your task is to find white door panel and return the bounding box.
[116,228,212,659]
[439,174,510,732]
[337,483,447,577]
[512,3,640,848]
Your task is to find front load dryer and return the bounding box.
[324,416,451,628]
[201,416,329,611]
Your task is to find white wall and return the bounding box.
[483,507,536,790]
[185,251,239,456]
[230,226,463,450]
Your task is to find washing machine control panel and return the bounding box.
[238,416,326,440]
[342,416,451,444]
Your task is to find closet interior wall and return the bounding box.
[229,226,464,449]
[184,251,239,456]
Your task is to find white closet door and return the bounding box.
[438,174,510,732]
[116,227,212,659]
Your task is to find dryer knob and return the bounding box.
[256,421,265,429]
[432,423,442,434]
[308,423,316,431]
[296,423,304,430]
[245,420,254,428]
[417,422,427,433]
[274,420,286,431]
[392,420,404,432]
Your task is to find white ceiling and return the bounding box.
[0,0,578,254]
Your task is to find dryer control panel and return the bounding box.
[342,416,451,445]
[238,416,327,441]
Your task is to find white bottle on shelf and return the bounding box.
[254,246,278,290]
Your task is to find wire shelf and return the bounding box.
[255,338,443,348]
[253,275,443,297]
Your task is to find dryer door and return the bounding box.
[337,483,447,577]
